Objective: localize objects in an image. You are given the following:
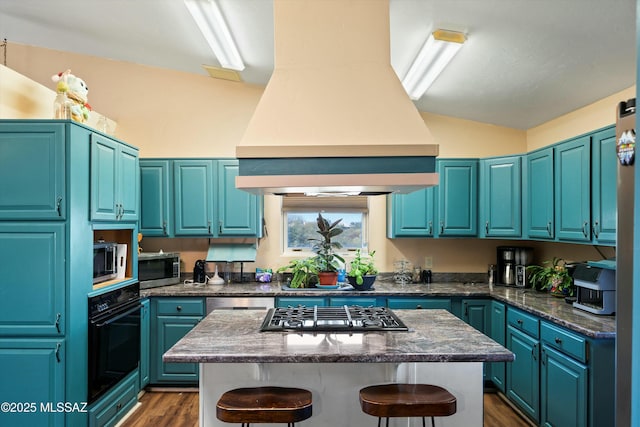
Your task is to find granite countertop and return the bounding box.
[143,280,616,339]
[163,309,515,364]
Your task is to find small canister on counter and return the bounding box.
[488,264,497,285]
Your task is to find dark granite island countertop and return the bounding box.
[165,309,512,427]
[163,309,514,364]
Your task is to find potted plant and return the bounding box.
[347,249,378,291]
[309,213,345,286]
[276,257,319,288]
[527,257,574,297]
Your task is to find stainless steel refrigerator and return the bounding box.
[615,98,636,427]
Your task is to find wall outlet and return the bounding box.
[424,256,433,269]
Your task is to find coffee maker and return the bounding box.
[497,246,533,286]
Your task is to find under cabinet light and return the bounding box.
[184,0,245,71]
[401,29,466,100]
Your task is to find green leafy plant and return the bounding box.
[527,257,574,296]
[276,257,319,288]
[347,249,378,285]
[309,213,345,272]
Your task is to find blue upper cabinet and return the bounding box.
[386,187,435,237]
[217,160,261,236]
[437,159,478,237]
[0,122,66,220]
[90,133,139,222]
[173,159,215,236]
[554,136,591,242]
[140,160,172,237]
[524,147,554,240]
[590,126,617,245]
[480,156,522,238]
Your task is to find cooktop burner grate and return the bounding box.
[260,305,409,332]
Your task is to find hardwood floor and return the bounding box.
[120,391,531,427]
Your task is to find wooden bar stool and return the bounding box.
[359,383,456,427]
[216,386,312,426]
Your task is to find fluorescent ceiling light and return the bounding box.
[184,0,245,71]
[402,29,466,100]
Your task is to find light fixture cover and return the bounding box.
[402,29,466,100]
[184,0,245,71]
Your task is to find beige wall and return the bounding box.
[1,43,623,276]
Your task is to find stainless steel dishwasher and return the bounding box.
[205,297,274,314]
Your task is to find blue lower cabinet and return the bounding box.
[140,299,150,389]
[506,325,540,423]
[386,297,452,312]
[0,339,65,427]
[328,297,382,307]
[276,297,327,307]
[489,301,506,392]
[88,370,139,427]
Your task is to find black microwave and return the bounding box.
[138,252,180,289]
[93,242,118,284]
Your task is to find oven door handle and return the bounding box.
[93,303,142,327]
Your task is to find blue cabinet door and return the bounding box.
[437,159,478,236]
[480,156,522,237]
[0,339,65,427]
[489,301,506,392]
[139,299,150,389]
[0,223,65,336]
[217,160,260,236]
[386,188,435,237]
[524,148,554,239]
[173,160,215,236]
[386,297,451,312]
[328,297,380,307]
[140,160,172,236]
[507,325,540,423]
[152,316,200,384]
[276,297,327,307]
[0,122,66,220]
[541,345,587,427]
[118,145,139,222]
[555,136,591,242]
[591,126,617,245]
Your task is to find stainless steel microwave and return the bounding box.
[138,252,180,289]
[93,242,118,284]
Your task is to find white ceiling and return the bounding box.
[0,0,636,129]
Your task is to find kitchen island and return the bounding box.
[164,308,514,427]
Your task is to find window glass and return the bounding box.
[285,211,365,251]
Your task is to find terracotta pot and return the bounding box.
[317,271,338,286]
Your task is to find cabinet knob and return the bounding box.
[176,305,182,312]
[416,305,423,309]
[554,337,562,344]
[517,319,523,325]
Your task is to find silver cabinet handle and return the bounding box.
[532,343,537,361]
[56,196,63,217]
[582,221,589,238]
[592,221,600,238]
[440,221,444,235]
[55,313,61,333]
[219,220,223,234]
[546,221,552,237]
[427,220,433,235]
[55,343,61,363]
[485,221,489,234]
[207,221,212,234]
[162,221,168,236]
[554,337,563,344]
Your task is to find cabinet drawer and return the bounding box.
[89,370,138,427]
[541,321,587,363]
[507,307,539,338]
[156,298,204,316]
[387,297,452,311]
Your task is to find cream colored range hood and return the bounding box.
[236,0,439,196]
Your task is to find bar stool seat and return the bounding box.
[216,386,312,426]
[359,384,456,427]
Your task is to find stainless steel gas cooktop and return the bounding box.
[260,305,409,332]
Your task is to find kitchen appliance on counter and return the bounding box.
[260,306,409,332]
[497,246,533,287]
[572,263,616,315]
[138,252,180,289]
[93,241,118,284]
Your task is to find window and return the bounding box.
[282,197,368,254]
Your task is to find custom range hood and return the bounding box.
[236,0,439,196]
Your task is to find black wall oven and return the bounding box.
[88,283,141,404]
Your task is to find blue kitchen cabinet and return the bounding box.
[276,297,327,307]
[0,222,65,336]
[173,160,216,236]
[554,136,591,242]
[437,159,478,237]
[88,370,138,427]
[386,187,435,237]
[328,297,382,307]
[590,126,617,245]
[540,321,588,427]
[460,299,491,334]
[489,301,506,393]
[90,133,139,222]
[0,339,65,427]
[506,307,540,423]
[139,160,172,237]
[217,160,261,237]
[140,299,150,389]
[150,298,204,384]
[479,156,522,238]
[0,122,66,220]
[386,297,452,312]
[524,147,555,239]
